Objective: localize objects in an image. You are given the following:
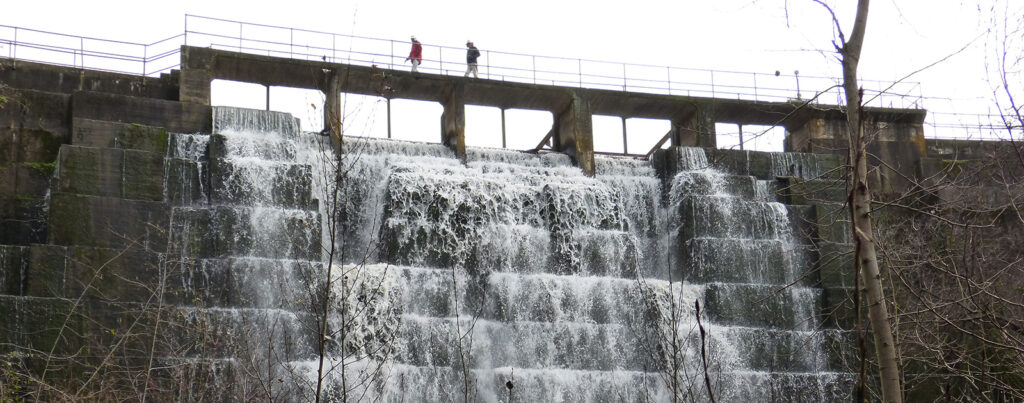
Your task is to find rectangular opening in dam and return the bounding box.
[715,123,786,152]
[592,115,624,153]
[389,98,443,143]
[465,105,503,148]
[269,86,324,132]
[340,93,389,138]
[212,79,267,110]
[504,109,554,150]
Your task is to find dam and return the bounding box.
[0,18,1009,402]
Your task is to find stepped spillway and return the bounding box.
[163,106,851,401]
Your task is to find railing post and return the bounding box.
[79,37,84,69]
[622,64,627,91]
[440,46,444,75]
[390,40,394,70]
[239,22,243,52]
[290,28,294,58]
[143,45,147,76]
[666,66,671,95]
[13,27,16,60]
[578,58,582,87]
[710,70,716,98]
[486,50,490,80]
[753,73,758,101]
[532,55,536,84]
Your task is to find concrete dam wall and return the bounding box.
[0,54,1013,401]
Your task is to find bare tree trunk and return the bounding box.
[839,1,902,401]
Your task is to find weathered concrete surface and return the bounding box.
[56,145,165,201]
[71,119,168,154]
[555,91,595,176]
[1,57,179,99]
[47,192,169,252]
[72,91,211,134]
[441,82,467,161]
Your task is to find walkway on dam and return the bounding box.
[0,14,1009,158]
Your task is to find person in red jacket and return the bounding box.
[405,36,423,73]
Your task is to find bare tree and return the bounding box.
[809,0,903,401]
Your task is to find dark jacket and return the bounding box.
[466,46,481,64]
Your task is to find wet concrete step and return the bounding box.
[168,205,321,260]
[207,157,315,209]
[395,315,651,372]
[56,144,165,202]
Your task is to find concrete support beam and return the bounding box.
[324,72,342,153]
[672,103,717,148]
[441,82,467,162]
[179,46,213,105]
[555,91,595,176]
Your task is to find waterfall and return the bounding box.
[166,106,850,401]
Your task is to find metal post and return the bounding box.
[12,27,16,60]
[486,50,490,80]
[501,108,507,148]
[239,23,243,52]
[738,124,744,151]
[266,85,271,111]
[332,35,336,63]
[143,45,147,76]
[386,98,392,139]
[578,59,582,87]
[390,40,394,70]
[622,64,627,91]
[794,70,801,100]
[710,71,716,98]
[79,37,84,69]
[532,56,536,84]
[621,117,628,154]
[290,28,294,58]
[666,66,671,95]
[439,46,443,75]
[753,73,758,101]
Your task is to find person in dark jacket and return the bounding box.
[464,41,480,78]
[405,36,423,73]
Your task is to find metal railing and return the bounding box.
[0,24,182,76]
[1,16,1018,142]
[181,15,922,109]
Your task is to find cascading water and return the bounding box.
[166,106,850,401]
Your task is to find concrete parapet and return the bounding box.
[0,58,178,99]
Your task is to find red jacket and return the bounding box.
[409,41,423,61]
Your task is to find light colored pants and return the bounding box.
[411,59,420,73]
[465,63,478,78]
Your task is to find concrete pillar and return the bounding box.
[324,72,342,153]
[672,103,716,148]
[555,91,595,176]
[441,82,467,162]
[178,46,213,105]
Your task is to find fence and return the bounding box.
[0,15,1017,141]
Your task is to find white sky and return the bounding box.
[4,0,1018,152]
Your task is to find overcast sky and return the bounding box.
[4,0,1017,152]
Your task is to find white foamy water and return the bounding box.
[163,106,849,402]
